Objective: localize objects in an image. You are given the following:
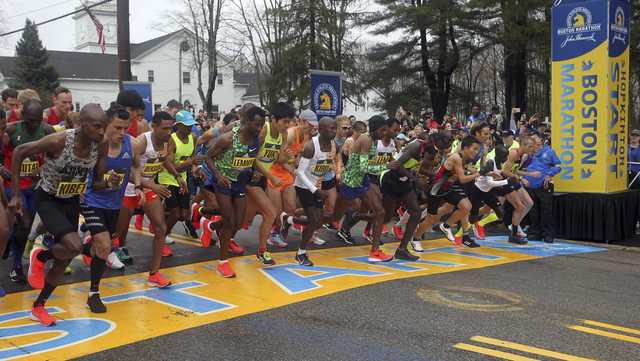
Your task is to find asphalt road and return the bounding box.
[2,220,639,361]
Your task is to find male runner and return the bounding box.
[207,106,265,277]
[1,88,19,123]
[10,104,108,326]
[80,103,137,312]
[294,117,338,266]
[2,100,54,284]
[43,87,73,126]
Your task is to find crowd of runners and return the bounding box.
[0,86,559,327]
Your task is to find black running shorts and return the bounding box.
[34,188,80,242]
[295,186,324,209]
[427,183,467,215]
[164,185,191,210]
[80,204,119,236]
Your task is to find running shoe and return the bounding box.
[337,229,355,245]
[31,305,56,326]
[279,212,292,239]
[382,224,389,235]
[509,234,527,245]
[191,203,202,229]
[362,226,373,244]
[28,248,46,289]
[200,218,213,248]
[368,249,393,262]
[10,267,26,283]
[267,232,288,248]
[410,240,424,252]
[106,251,125,270]
[438,223,456,242]
[392,225,405,240]
[322,222,338,231]
[453,236,463,247]
[22,239,34,259]
[257,251,276,266]
[508,225,527,238]
[165,236,175,245]
[183,221,199,239]
[312,234,327,246]
[394,248,419,262]
[397,207,406,217]
[473,223,486,240]
[115,247,133,265]
[228,240,245,255]
[87,293,107,313]
[295,253,314,266]
[161,244,173,257]
[134,214,144,230]
[217,262,236,278]
[147,272,172,288]
[111,236,121,248]
[42,234,54,249]
[462,234,480,248]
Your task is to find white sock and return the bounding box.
[286,216,294,225]
[297,249,306,255]
[517,225,524,233]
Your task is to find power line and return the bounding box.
[0,0,113,38]
[5,0,77,20]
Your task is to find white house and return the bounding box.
[0,2,257,113]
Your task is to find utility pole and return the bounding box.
[117,0,131,89]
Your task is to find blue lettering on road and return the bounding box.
[420,247,502,260]
[0,307,114,360]
[345,256,463,272]
[261,264,386,294]
[478,236,606,257]
[103,281,235,315]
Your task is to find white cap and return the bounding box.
[300,110,318,126]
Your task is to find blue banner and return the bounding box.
[310,70,342,118]
[122,81,153,121]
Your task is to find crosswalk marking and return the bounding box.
[582,320,640,336]
[470,336,596,361]
[454,343,540,361]
[570,325,640,345]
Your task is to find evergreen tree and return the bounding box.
[10,19,59,105]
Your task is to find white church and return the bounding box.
[0,2,258,113]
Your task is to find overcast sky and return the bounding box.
[0,0,178,55]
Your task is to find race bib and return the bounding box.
[56,181,87,197]
[312,161,333,175]
[368,153,393,165]
[143,162,163,178]
[104,171,126,187]
[232,157,255,169]
[19,160,39,177]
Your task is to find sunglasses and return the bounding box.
[341,126,352,130]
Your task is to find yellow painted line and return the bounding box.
[569,325,640,344]
[471,336,596,361]
[582,320,640,336]
[454,343,540,361]
[127,226,201,247]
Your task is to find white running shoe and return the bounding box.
[312,235,327,246]
[165,236,175,245]
[508,225,527,238]
[410,240,424,252]
[106,251,125,270]
[267,233,288,248]
[438,223,456,242]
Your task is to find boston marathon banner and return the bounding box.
[552,0,629,193]
[310,70,342,117]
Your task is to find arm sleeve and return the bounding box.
[295,157,317,193]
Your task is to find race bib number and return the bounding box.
[56,181,87,197]
[368,153,393,165]
[104,171,126,187]
[143,162,163,178]
[19,160,39,177]
[312,161,333,175]
[232,157,255,169]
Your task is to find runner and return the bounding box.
[207,106,265,277]
[114,111,184,284]
[2,99,54,284]
[0,110,9,297]
[330,115,393,262]
[9,104,108,326]
[43,87,73,126]
[80,103,135,313]
[294,117,338,266]
[157,110,196,253]
[383,130,453,257]
[1,88,19,123]
[415,136,482,248]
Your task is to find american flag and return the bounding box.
[84,5,105,54]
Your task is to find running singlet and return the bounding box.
[84,135,133,210]
[367,139,396,176]
[256,122,283,172]
[4,122,46,190]
[45,107,62,126]
[7,109,19,123]
[158,133,194,187]
[215,126,259,182]
[270,127,304,183]
[125,131,167,197]
[341,135,375,188]
[294,136,335,190]
[37,129,98,198]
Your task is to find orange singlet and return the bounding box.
[268,127,305,191]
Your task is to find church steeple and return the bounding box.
[72,1,117,54]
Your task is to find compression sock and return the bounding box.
[478,212,499,227]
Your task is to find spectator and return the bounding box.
[524,134,561,243]
[629,129,640,189]
[466,103,486,127]
[166,99,182,117]
[487,105,503,131]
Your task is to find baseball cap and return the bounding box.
[632,129,640,136]
[501,129,515,137]
[299,110,318,126]
[175,110,196,126]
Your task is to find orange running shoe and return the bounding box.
[161,244,173,257]
[368,249,393,262]
[473,223,486,240]
[191,203,201,229]
[228,240,245,255]
[217,261,236,278]
[454,236,463,247]
[134,214,144,230]
[28,248,46,289]
[111,236,121,248]
[31,305,56,326]
[392,225,405,240]
[147,272,172,288]
[200,218,213,248]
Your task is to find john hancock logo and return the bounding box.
[557,7,601,48]
[314,83,339,116]
[611,6,628,45]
